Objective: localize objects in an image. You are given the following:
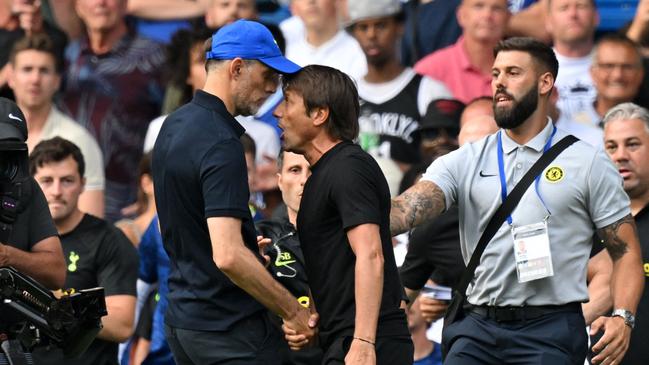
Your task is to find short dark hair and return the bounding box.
[594,33,643,66]
[29,137,85,178]
[9,34,63,73]
[282,65,360,141]
[165,26,213,103]
[494,37,559,80]
[277,147,286,170]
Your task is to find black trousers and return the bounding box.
[321,335,414,365]
[443,310,588,364]
[164,313,283,365]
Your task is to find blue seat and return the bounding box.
[595,0,638,31]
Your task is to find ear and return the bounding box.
[310,106,330,128]
[81,176,86,194]
[277,172,284,191]
[228,58,245,79]
[456,4,466,29]
[538,72,554,97]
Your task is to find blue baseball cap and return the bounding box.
[206,20,301,74]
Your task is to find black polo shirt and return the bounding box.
[152,90,264,331]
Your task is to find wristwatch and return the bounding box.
[611,309,636,329]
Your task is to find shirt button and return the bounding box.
[516,163,522,169]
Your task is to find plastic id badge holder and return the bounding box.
[511,220,554,283]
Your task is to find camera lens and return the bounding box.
[0,154,18,181]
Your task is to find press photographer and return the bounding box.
[0,97,65,290]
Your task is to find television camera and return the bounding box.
[0,267,106,365]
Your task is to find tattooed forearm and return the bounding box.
[596,214,635,261]
[390,181,446,235]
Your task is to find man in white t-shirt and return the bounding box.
[285,0,366,79]
[546,0,599,125]
[8,34,105,218]
[347,0,452,172]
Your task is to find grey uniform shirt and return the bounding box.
[422,120,629,306]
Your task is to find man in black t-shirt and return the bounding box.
[274,65,413,365]
[29,137,138,365]
[0,97,64,291]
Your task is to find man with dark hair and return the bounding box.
[256,148,323,365]
[391,37,644,364]
[275,64,412,365]
[0,97,65,290]
[152,20,315,365]
[29,136,138,365]
[347,0,452,171]
[8,34,105,218]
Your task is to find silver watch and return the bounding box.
[611,309,635,329]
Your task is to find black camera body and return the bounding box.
[0,267,107,359]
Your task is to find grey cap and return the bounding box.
[347,0,402,26]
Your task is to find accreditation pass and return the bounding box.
[511,221,554,283]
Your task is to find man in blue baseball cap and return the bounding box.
[152,20,314,365]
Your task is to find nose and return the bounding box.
[366,24,377,39]
[273,100,285,119]
[492,74,505,95]
[612,146,630,163]
[49,179,63,197]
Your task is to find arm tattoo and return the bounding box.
[596,213,635,261]
[390,181,446,235]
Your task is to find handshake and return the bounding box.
[281,305,319,351]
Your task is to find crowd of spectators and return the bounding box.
[3,0,649,364]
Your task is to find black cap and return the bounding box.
[0,97,28,151]
[418,98,465,132]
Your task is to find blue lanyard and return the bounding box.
[497,126,557,225]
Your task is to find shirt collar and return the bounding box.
[193,90,246,137]
[500,117,554,154]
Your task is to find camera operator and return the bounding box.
[0,97,64,290]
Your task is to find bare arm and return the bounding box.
[78,189,105,219]
[596,214,644,312]
[345,223,383,364]
[591,214,644,364]
[208,217,314,336]
[97,294,136,342]
[582,249,613,325]
[390,180,446,236]
[506,0,551,43]
[48,0,83,40]
[0,236,65,289]
[127,0,210,20]
[348,223,383,342]
[627,0,649,44]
